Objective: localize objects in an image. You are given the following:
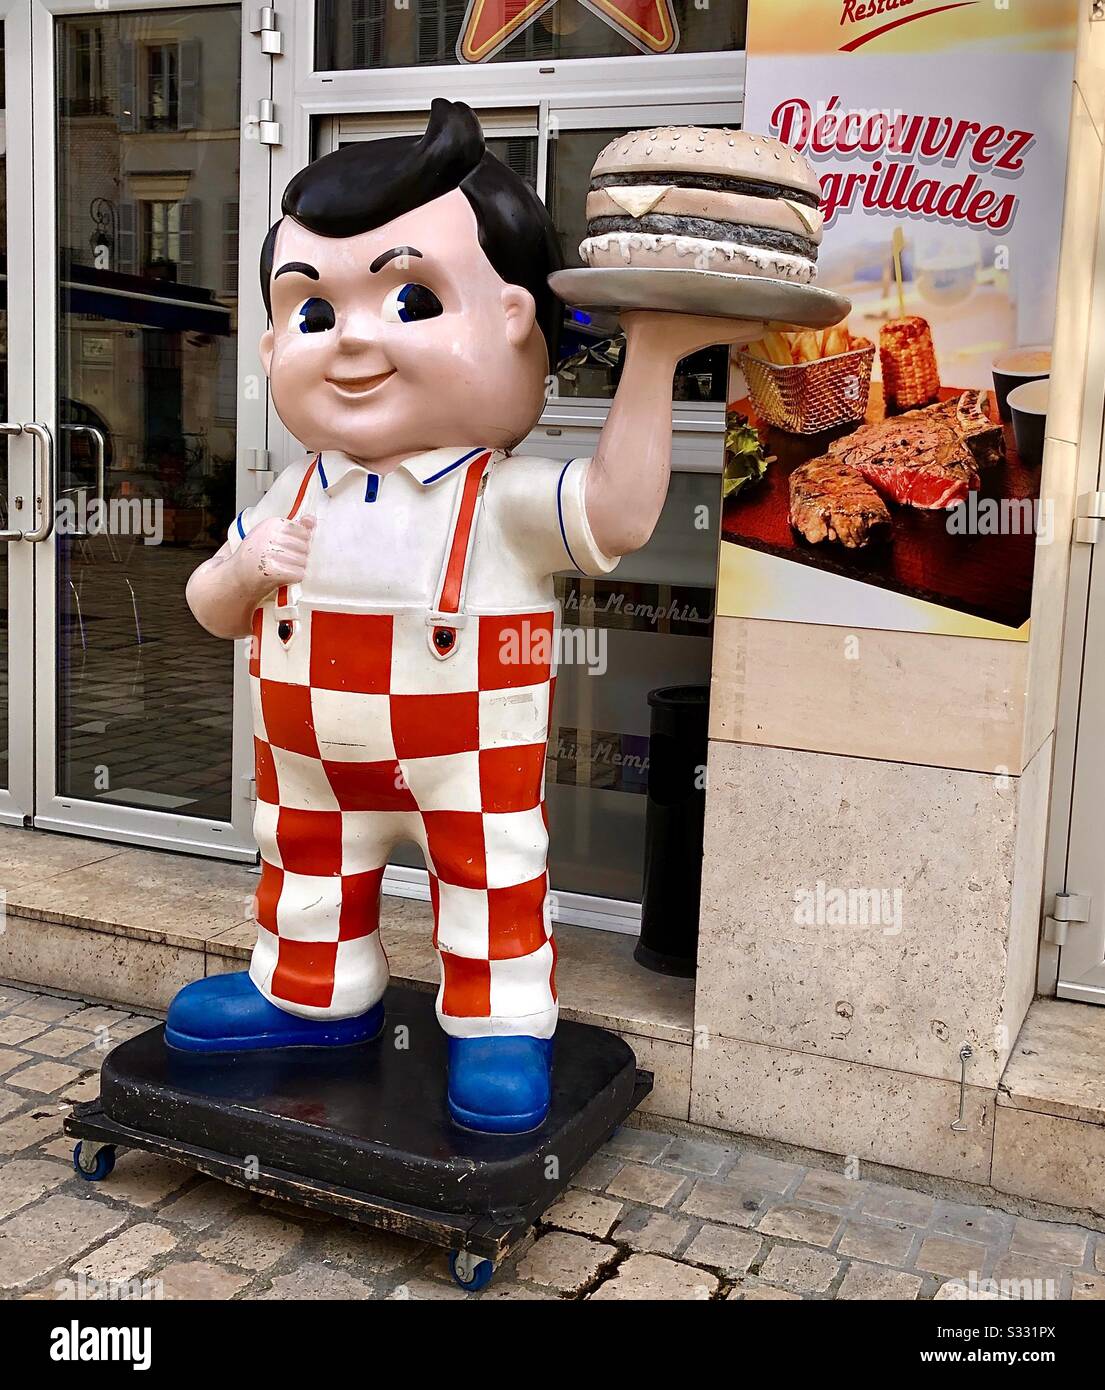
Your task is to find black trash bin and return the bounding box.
[634,684,709,978]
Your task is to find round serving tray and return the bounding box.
[548,267,851,329]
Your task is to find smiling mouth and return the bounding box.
[326,370,396,399]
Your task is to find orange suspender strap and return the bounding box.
[274,456,319,615]
[433,450,492,618]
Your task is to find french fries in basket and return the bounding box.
[745,324,871,366]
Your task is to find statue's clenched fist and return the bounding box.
[236,515,316,602]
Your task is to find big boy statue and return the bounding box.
[167,100,741,1134]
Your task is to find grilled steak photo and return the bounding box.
[789,457,892,549]
[825,390,1004,510]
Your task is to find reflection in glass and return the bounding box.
[549,127,728,403]
[55,6,241,820]
[317,0,744,70]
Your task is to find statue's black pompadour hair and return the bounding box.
[261,98,563,363]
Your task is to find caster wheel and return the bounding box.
[73,1142,116,1182]
[448,1250,495,1291]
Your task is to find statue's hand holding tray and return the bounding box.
[548,125,850,339]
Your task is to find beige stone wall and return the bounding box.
[692,1,1105,1184]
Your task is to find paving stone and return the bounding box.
[317,1223,424,1273]
[0,987,35,1011]
[17,997,82,1025]
[606,1163,685,1208]
[514,1231,617,1294]
[544,1189,623,1238]
[0,1087,26,1121]
[757,1202,841,1248]
[727,1279,801,1300]
[915,1235,989,1280]
[387,1274,469,1300]
[758,1244,840,1294]
[0,1049,29,1076]
[931,1199,1014,1244]
[660,1137,732,1177]
[611,1208,691,1257]
[70,1223,177,1283]
[473,1280,555,1301]
[39,1140,76,1162]
[0,1017,47,1047]
[260,1263,373,1300]
[838,1262,923,1300]
[7,1061,82,1095]
[602,1128,671,1164]
[589,1252,717,1301]
[64,1006,133,1034]
[159,1260,252,1301]
[934,1279,1005,1300]
[1010,1217,1090,1266]
[794,1170,866,1208]
[683,1223,761,1276]
[198,1213,306,1272]
[159,1179,250,1232]
[730,1151,802,1194]
[990,1252,1066,1300]
[569,1152,624,1192]
[96,1151,193,1209]
[679,1178,769,1228]
[260,1197,330,1223]
[0,1194,127,1292]
[837,1219,915,1266]
[862,1186,935,1227]
[27,1028,90,1060]
[1072,1272,1105,1300]
[60,1075,101,1106]
[0,1108,63,1154]
[0,1158,70,1219]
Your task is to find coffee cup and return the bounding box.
[1007,378,1048,469]
[992,345,1051,422]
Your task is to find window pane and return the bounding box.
[549,127,728,403]
[55,5,241,821]
[317,0,744,70]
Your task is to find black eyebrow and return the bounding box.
[274,262,320,281]
[370,246,423,274]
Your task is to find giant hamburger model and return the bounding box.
[580,126,823,284]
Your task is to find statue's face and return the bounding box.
[260,188,549,463]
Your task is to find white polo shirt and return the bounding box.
[228,447,619,615]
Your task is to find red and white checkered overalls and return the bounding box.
[246,452,559,1039]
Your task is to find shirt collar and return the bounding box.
[317,447,492,492]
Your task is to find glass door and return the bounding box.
[26,0,270,858]
[0,0,42,828]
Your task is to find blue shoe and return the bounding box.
[447,1036,553,1134]
[165,972,384,1053]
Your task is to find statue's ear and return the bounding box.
[501,285,537,349]
[260,325,275,377]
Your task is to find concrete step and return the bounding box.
[995,999,1105,1217]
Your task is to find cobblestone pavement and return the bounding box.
[1,981,1103,1302]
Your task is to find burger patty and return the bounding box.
[585,214,818,262]
[590,170,821,209]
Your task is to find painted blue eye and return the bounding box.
[382,283,444,324]
[290,297,336,334]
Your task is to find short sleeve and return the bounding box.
[225,458,314,555]
[487,455,620,579]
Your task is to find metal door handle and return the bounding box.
[62,424,106,513]
[22,422,55,543]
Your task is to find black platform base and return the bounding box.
[65,984,651,1268]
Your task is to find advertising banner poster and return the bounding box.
[720,0,1079,640]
